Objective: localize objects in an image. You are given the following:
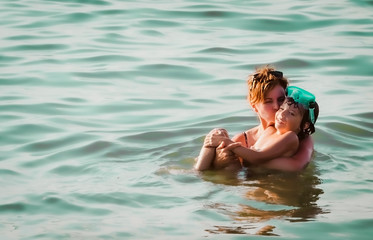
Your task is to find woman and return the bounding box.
[195,66,314,171]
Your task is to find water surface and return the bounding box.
[1,0,373,239]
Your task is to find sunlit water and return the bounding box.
[1,0,373,239]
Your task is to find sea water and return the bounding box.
[1,0,373,239]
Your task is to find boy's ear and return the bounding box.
[303,122,310,130]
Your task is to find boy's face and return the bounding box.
[275,101,304,134]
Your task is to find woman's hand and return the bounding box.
[214,140,240,158]
[213,142,242,169]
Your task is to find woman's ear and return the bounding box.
[250,102,258,113]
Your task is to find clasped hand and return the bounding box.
[203,128,241,150]
[203,128,229,148]
[203,128,242,166]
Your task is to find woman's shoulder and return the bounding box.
[232,132,246,144]
[232,126,259,147]
[246,126,260,135]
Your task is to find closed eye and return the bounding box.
[278,96,285,103]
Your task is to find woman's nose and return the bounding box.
[273,102,280,110]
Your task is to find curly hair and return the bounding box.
[285,97,320,140]
[247,65,289,104]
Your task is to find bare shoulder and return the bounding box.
[232,126,259,147]
[232,132,245,145]
[282,131,299,143]
[276,131,299,157]
[246,126,259,136]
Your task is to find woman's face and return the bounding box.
[253,84,286,127]
[275,101,304,134]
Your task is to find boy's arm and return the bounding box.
[194,146,216,171]
[212,132,246,163]
[232,132,299,165]
[194,128,230,171]
[259,136,314,171]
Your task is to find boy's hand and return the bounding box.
[203,128,229,147]
[204,134,228,148]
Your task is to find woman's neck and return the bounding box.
[259,119,274,130]
[256,121,269,138]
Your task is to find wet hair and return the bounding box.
[247,65,289,104]
[284,97,319,140]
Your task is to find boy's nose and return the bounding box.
[279,110,285,118]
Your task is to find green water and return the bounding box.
[1,0,373,239]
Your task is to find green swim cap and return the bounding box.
[286,86,316,124]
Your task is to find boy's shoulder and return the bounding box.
[281,131,299,145]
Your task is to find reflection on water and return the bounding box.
[201,162,327,235]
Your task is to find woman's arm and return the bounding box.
[259,136,314,171]
[231,132,299,165]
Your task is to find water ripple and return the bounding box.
[3,44,69,51]
[0,196,111,215]
[1,0,372,238]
